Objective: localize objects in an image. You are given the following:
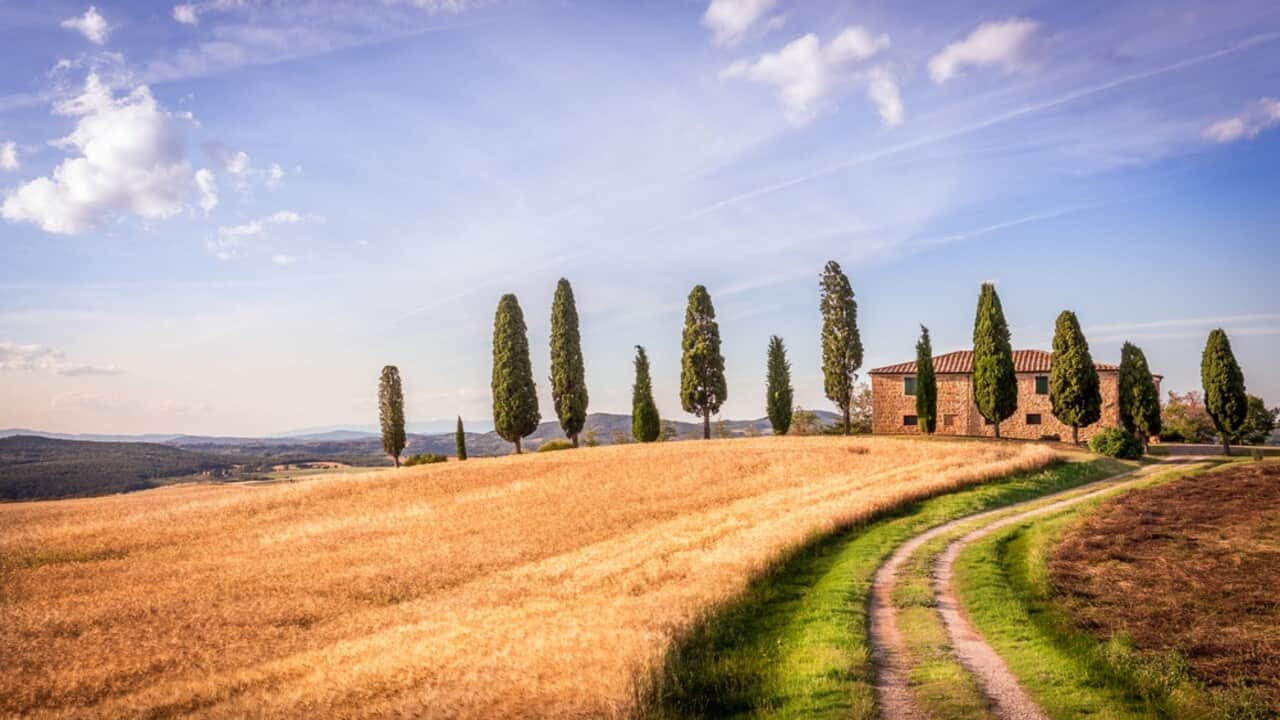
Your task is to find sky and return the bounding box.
[0,0,1277,436]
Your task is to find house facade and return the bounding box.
[869,349,1159,441]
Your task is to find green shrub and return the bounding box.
[1088,428,1144,459]
[404,453,447,466]
[536,439,574,453]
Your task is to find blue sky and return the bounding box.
[0,0,1277,435]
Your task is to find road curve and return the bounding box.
[870,458,1202,720]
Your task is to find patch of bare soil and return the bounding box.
[1050,462,1280,709]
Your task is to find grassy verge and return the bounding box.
[952,461,1262,720]
[638,456,1130,719]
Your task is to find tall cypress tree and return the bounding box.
[549,278,588,447]
[1118,342,1161,447]
[972,283,1017,438]
[1049,310,1102,445]
[766,335,793,435]
[632,345,660,443]
[378,365,406,467]
[680,285,727,439]
[820,260,863,434]
[915,326,937,434]
[491,293,540,454]
[1201,329,1248,455]
[455,415,467,461]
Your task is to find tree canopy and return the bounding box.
[1201,328,1248,454]
[915,326,937,434]
[1049,310,1102,444]
[766,335,793,435]
[680,285,727,439]
[378,365,406,467]
[972,283,1017,436]
[632,345,660,443]
[492,293,540,453]
[549,278,588,447]
[820,260,862,434]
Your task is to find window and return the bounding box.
[943,414,957,427]
[1035,376,1049,395]
[904,376,916,396]
[903,415,918,426]
[1026,413,1042,425]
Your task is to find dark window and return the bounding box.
[944,414,957,427]
[903,415,918,426]
[1026,413,1042,425]
[904,376,916,396]
[1035,376,1049,395]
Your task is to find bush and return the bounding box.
[404,453,447,466]
[536,439,574,453]
[1088,428,1144,459]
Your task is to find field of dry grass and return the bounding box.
[0,436,1055,719]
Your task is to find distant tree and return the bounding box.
[378,365,406,467]
[492,294,540,454]
[455,416,467,461]
[1049,310,1102,445]
[1118,342,1161,447]
[972,283,1017,438]
[766,335,793,435]
[1201,329,1248,455]
[851,383,873,434]
[743,423,761,438]
[714,418,730,439]
[611,429,631,445]
[820,261,863,434]
[680,285,727,439]
[915,326,937,435]
[1242,395,1278,445]
[659,420,679,442]
[549,278,588,447]
[790,407,821,436]
[632,345,660,443]
[1160,391,1215,443]
[584,426,600,447]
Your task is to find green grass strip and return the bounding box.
[638,457,1129,720]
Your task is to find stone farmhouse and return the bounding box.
[868,349,1161,441]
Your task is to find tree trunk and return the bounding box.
[393,455,400,468]
[994,421,1001,439]
[1072,425,1079,445]
[515,437,522,454]
[843,406,851,436]
[703,411,711,440]
[571,433,579,448]
[1223,438,1231,456]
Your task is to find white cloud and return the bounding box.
[0,142,17,171]
[203,141,250,175]
[0,342,122,375]
[205,210,314,260]
[721,27,892,126]
[1202,98,1280,143]
[272,254,298,265]
[928,18,1042,84]
[865,67,903,127]
[266,210,301,224]
[703,0,778,48]
[195,168,218,212]
[173,4,199,24]
[61,6,111,45]
[266,162,285,189]
[2,74,200,235]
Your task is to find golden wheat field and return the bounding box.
[0,436,1056,719]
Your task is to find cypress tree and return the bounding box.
[766,335,793,435]
[1049,310,1102,445]
[455,415,467,461]
[820,260,863,434]
[1118,342,1161,447]
[491,293,540,454]
[972,283,1017,437]
[915,325,937,434]
[549,278,588,447]
[632,345,660,443]
[378,365,406,467]
[680,285,727,439]
[1201,329,1248,455]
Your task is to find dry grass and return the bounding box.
[0,436,1055,719]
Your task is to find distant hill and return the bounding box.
[0,436,237,501]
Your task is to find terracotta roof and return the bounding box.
[869,349,1122,375]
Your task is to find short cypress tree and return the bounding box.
[549,278,588,447]
[820,260,863,434]
[680,285,727,439]
[491,293,540,454]
[632,345,660,443]
[915,325,937,434]
[1118,342,1161,447]
[1049,310,1102,445]
[766,335,793,435]
[1201,329,1248,455]
[378,365,406,467]
[455,415,467,461]
[972,283,1017,437]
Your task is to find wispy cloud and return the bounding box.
[928,18,1043,84]
[703,0,779,48]
[1202,97,1280,143]
[61,6,112,45]
[0,343,123,376]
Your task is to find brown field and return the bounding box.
[0,436,1054,719]
[1051,461,1280,711]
